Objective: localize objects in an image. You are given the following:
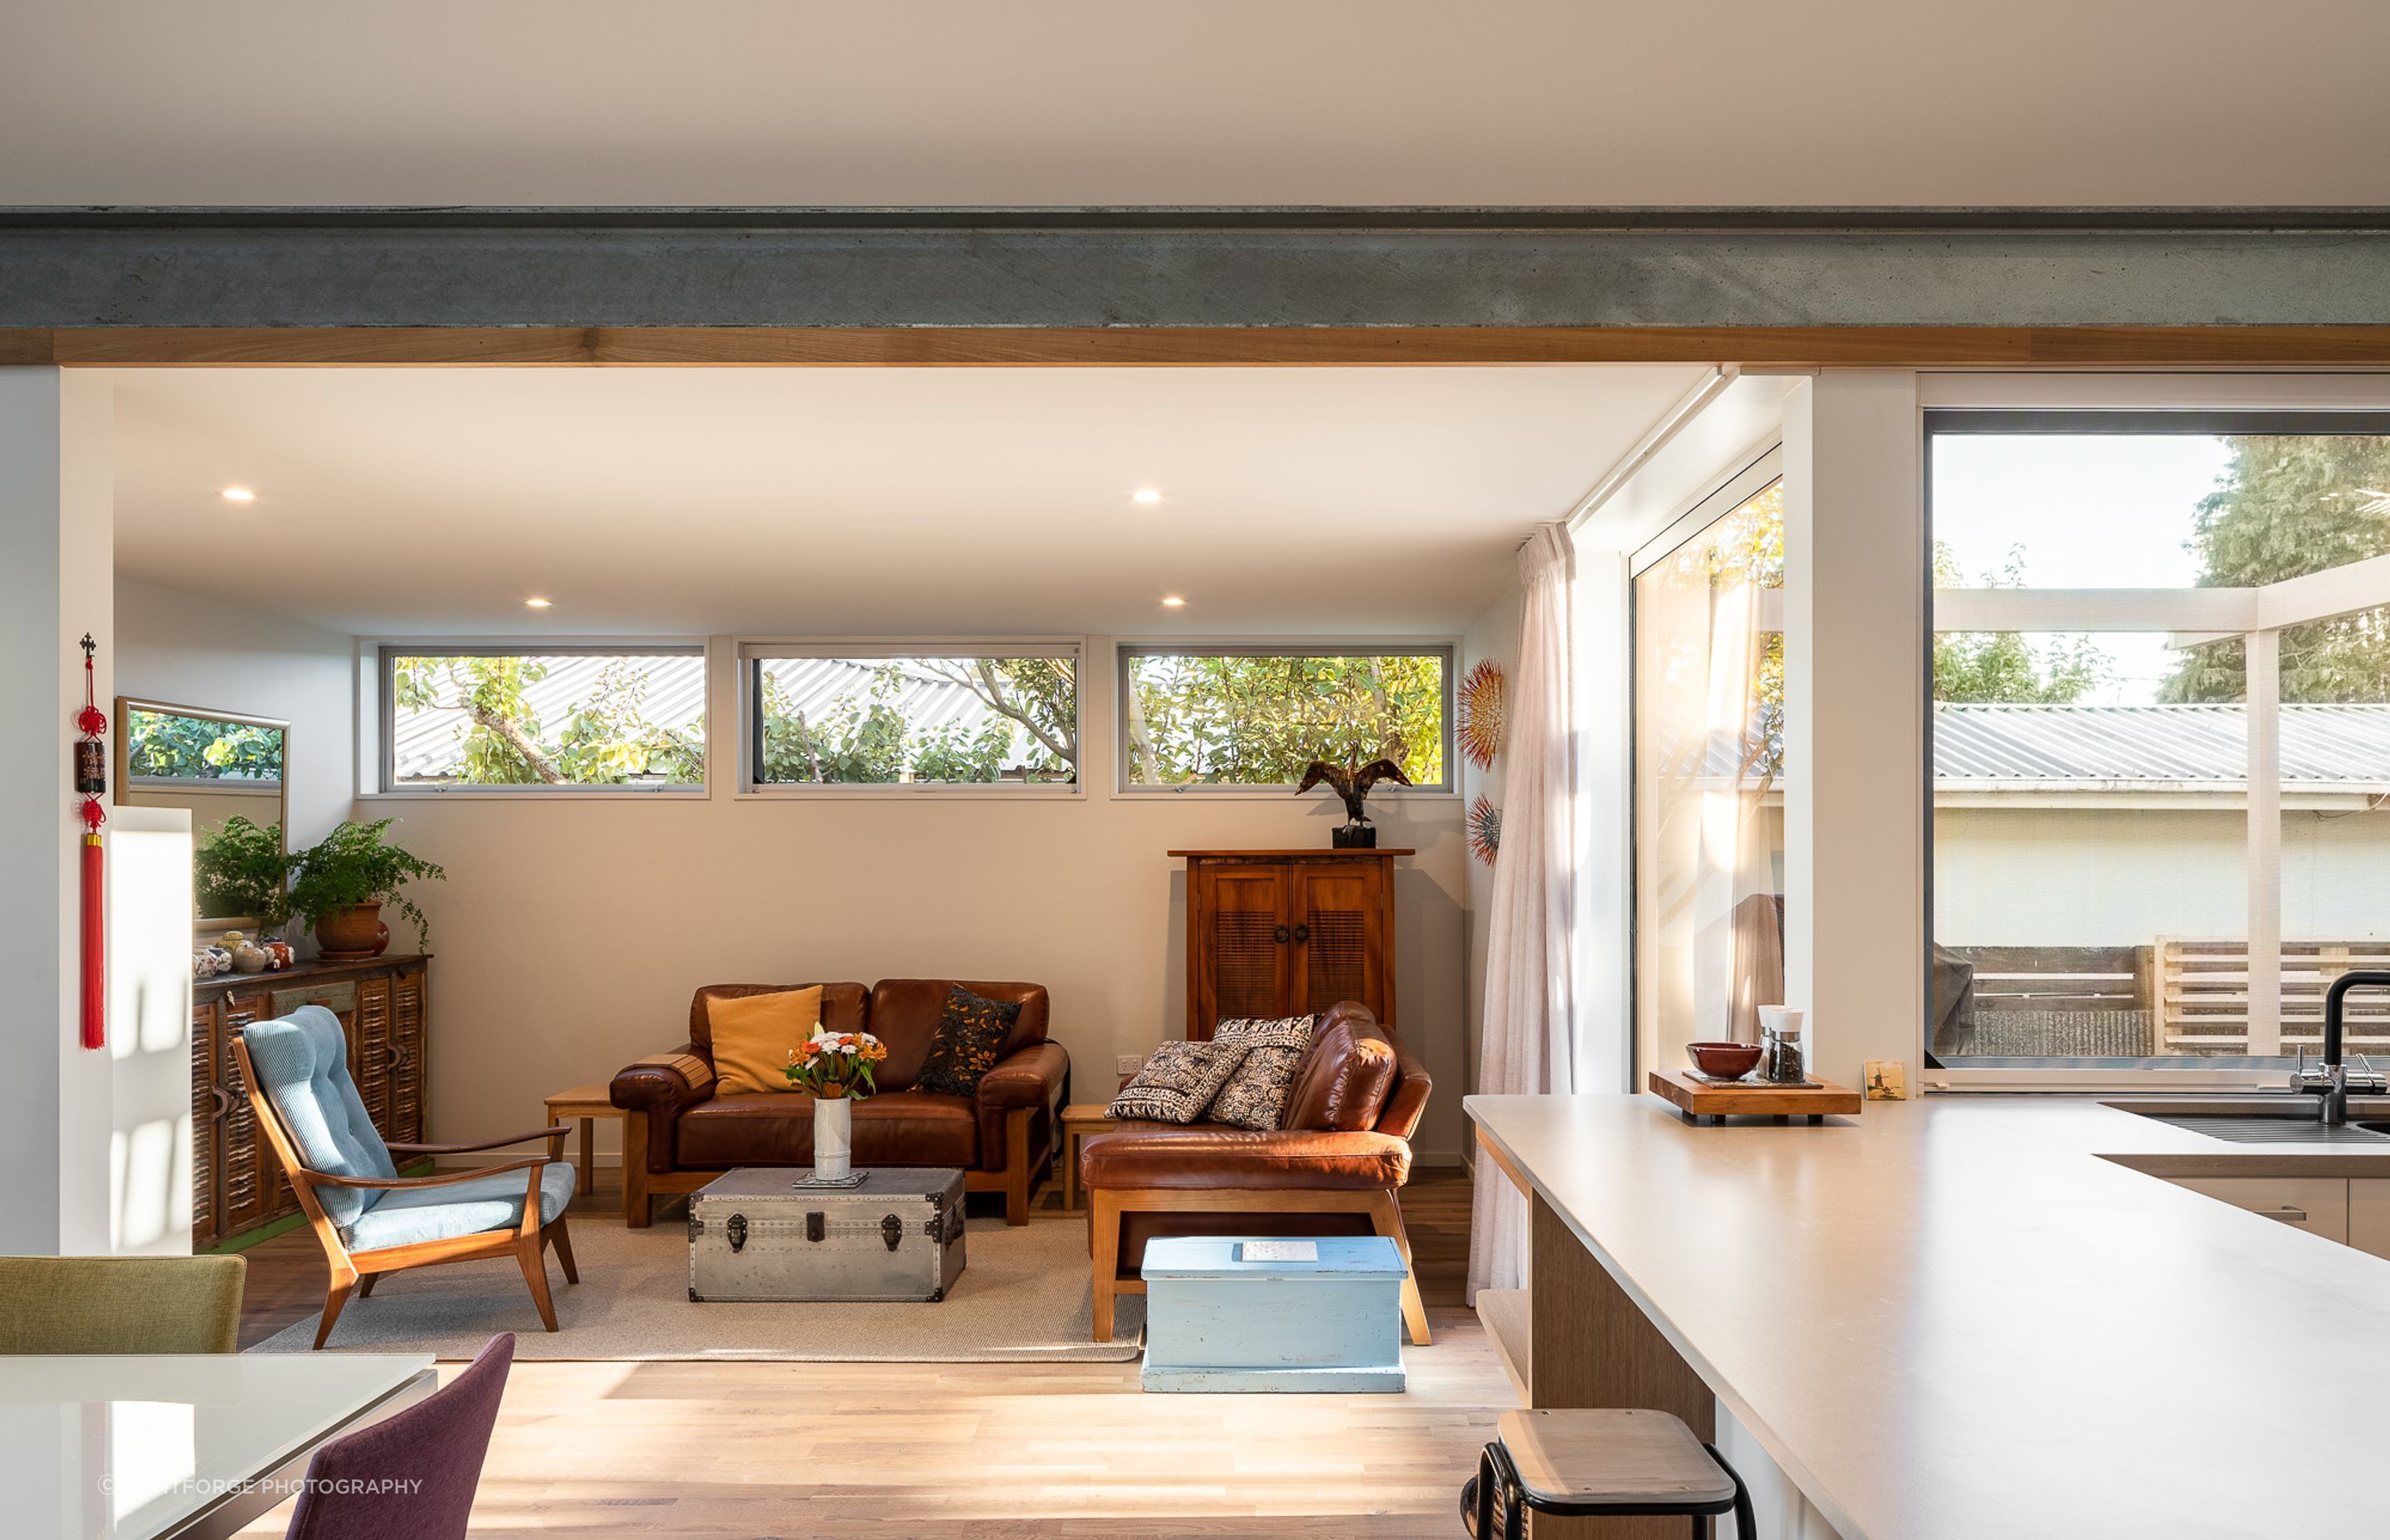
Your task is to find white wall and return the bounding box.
[114,579,358,855]
[0,368,116,1254]
[1936,806,2390,947]
[107,806,193,1255]
[1458,586,1519,1117]
[352,634,1473,1167]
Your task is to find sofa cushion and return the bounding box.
[242,1007,398,1229]
[1108,1040,1248,1124]
[915,986,1021,1096]
[867,979,1049,1091]
[1207,1016,1317,1131]
[1079,1128,1412,1191]
[1281,1012,1399,1132]
[706,985,824,1096]
[690,982,867,1058]
[677,1089,978,1169]
[342,1162,577,1253]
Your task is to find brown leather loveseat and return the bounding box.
[1078,1001,1430,1344]
[610,979,1068,1226]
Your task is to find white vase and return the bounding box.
[814,1094,854,1182]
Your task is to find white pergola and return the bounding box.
[1935,551,2390,1054]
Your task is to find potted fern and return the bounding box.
[290,818,446,960]
[193,815,295,929]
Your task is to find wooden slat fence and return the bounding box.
[2156,940,2390,1056]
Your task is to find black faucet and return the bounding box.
[2295,971,2390,1127]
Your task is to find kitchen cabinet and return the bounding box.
[2168,1175,2351,1244]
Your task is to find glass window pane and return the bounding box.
[752,655,1077,786]
[1634,480,1785,1073]
[1120,651,1447,788]
[2280,600,2390,1056]
[388,650,705,788]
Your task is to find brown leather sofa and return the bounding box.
[610,979,1068,1226]
[1078,1001,1431,1344]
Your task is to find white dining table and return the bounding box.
[0,1353,437,1540]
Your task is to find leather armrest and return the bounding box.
[976,1040,1069,1110]
[610,1046,716,1112]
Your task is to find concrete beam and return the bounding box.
[5,208,2390,329]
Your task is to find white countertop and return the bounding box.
[1466,1093,2390,1540]
[0,1352,434,1539]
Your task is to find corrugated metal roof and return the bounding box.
[1933,703,2390,789]
[390,652,1042,782]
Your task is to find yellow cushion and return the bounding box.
[707,986,824,1096]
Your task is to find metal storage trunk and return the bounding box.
[688,1167,967,1304]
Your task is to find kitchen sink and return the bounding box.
[2147,1113,2390,1144]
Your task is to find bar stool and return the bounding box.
[1463,1408,1754,1538]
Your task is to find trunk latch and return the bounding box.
[726,1213,748,1253]
[806,1211,826,1243]
[881,1213,902,1250]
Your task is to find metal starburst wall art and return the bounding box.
[1457,658,1506,772]
[1468,795,1502,866]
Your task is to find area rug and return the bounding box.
[247,1211,1144,1362]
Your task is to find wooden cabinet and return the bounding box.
[1173,850,1406,1039]
[192,954,430,1251]
[2168,1174,2352,1244]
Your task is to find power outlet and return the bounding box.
[1116,1053,1145,1077]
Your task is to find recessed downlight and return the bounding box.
[523,597,554,609]
[220,486,256,503]
[1131,488,1163,505]
[1160,595,1188,608]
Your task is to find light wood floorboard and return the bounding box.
[231,1167,1502,1536]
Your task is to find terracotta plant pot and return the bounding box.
[315,902,386,961]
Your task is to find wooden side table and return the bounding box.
[1059,1102,1118,1211]
[544,1083,622,1197]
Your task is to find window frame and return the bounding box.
[736,638,1085,799]
[1915,373,2390,1092]
[368,639,712,798]
[1111,640,1459,797]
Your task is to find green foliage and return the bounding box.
[392,655,704,786]
[755,660,1076,784]
[193,816,294,927]
[2162,436,2390,703]
[1125,653,1446,787]
[126,709,283,781]
[288,819,446,947]
[1931,544,2107,705]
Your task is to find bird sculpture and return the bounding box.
[1297,757,1413,847]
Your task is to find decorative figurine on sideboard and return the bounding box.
[1297,755,1412,848]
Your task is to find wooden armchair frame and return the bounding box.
[232,1036,580,1349]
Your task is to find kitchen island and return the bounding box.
[1466,1092,2390,1539]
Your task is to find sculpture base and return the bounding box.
[1331,824,1378,849]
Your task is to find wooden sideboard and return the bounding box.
[193,954,430,1251]
[1170,849,1407,1039]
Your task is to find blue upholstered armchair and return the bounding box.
[237,1006,580,1348]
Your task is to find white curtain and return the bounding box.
[1467,524,1578,1303]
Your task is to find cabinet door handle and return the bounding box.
[1291,924,1310,944]
[1273,925,1290,944]
[209,1086,232,1122]
[2258,1206,2310,1222]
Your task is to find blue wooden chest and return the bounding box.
[1139,1235,1407,1392]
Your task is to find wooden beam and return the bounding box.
[9,324,2390,369]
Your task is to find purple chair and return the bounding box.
[282,1333,515,1540]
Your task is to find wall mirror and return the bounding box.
[115,698,290,934]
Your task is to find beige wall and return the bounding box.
[372,636,1471,1167]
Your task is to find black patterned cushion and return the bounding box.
[1108,1039,1251,1123]
[1206,1016,1319,1131]
[915,986,1022,1096]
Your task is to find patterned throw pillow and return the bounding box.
[1206,1016,1319,1131]
[916,986,1022,1096]
[1108,1039,1251,1123]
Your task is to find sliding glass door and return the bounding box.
[1632,470,1788,1075]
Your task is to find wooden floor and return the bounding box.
[232,1166,1504,1537]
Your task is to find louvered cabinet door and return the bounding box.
[1290,863,1392,1024]
[1194,865,1293,1036]
[388,965,427,1145]
[190,998,221,1250]
[351,975,395,1133]
[216,993,271,1235]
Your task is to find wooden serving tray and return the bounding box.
[1648,1068,1862,1125]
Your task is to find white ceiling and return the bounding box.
[8,2,2389,206]
[105,365,1707,637]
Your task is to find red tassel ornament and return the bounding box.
[76,634,105,1051]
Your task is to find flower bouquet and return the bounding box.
[783,1028,889,1183]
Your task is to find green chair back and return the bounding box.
[0,1255,246,1353]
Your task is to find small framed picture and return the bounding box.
[1863,1060,1908,1100]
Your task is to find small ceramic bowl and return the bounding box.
[1685,1040,1763,1079]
